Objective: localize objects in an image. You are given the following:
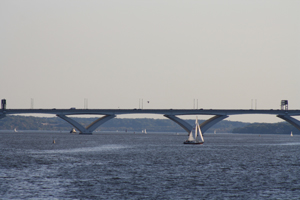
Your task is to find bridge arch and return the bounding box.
[56,114,116,134]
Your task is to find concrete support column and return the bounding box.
[57,114,116,134]
[164,115,193,134]
[277,115,300,131]
[86,114,116,133]
[200,115,229,133]
[57,114,90,134]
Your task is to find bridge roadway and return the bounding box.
[1,108,300,134]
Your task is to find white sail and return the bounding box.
[198,124,204,142]
[187,131,195,141]
[291,131,293,136]
[195,117,204,142]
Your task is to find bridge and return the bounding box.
[1,107,300,134]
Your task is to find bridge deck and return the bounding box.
[1,108,300,116]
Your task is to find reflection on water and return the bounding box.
[33,145,128,154]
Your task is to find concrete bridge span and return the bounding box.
[1,108,300,134]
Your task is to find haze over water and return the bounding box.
[1,131,300,199]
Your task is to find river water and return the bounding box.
[1,131,300,199]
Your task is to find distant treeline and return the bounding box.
[0,115,298,134]
[0,115,247,133]
[232,122,300,135]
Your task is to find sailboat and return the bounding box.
[184,117,204,145]
[142,129,147,134]
[291,131,293,136]
[70,128,76,133]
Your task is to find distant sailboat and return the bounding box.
[291,131,293,136]
[184,117,204,145]
[70,128,76,133]
[214,130,216,134]
[14,128,17,132]
[144,129,147,134]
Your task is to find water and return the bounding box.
[1,132,300,199]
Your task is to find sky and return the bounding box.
[1,0,300,123]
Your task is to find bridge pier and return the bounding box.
[277,115,300,131]
[57,114,116,134]
[200,115,229,133]
[164,115,193,133]
[164,114,228,134]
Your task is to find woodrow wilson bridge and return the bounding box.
[1,103,300,135]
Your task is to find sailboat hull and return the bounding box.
[183,140,203,145]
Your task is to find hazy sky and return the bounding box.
[1,0,299,122]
